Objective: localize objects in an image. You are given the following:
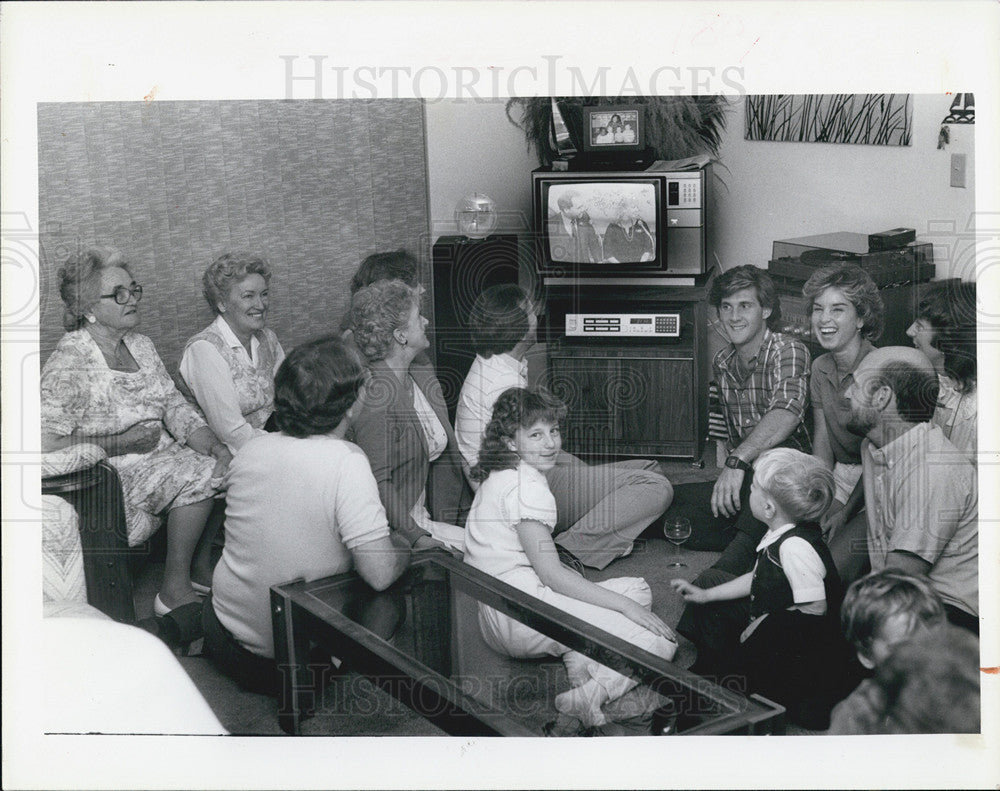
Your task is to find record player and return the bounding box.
[768,231,934,288]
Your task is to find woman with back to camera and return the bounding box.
[204,336,409,693]
[178,252,285,453]
[802,263,884,581]
[349,279,472,552]
[40,247,230,625]
[907,281,978,462]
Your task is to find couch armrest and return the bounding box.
[43,458,137,624]
[42,444,108,493]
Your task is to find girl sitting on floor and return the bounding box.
[672,448,855,729]
[462,387,677,730]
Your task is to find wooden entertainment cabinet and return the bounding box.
[544,283,711,460]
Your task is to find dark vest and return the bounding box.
[749,522,842,620]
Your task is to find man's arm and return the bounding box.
[885,549,932,577]
[712,409,802,518]
[712,337,809,518]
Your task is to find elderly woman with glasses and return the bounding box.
[178,252,285,453]
[40,247,230,621]
[349,279,472,552]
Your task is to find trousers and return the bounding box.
[546,452,673,570]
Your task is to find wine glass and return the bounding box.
[663,517,692,568]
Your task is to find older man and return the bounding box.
[845,346,978,633]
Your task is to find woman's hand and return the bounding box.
[115,422,161,455]
[670,579,709,605]
[620,600,677,641]
[209,444,232,480]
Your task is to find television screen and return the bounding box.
[544,181,657,265]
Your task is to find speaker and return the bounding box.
[431,234,532,423]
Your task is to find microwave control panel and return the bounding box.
[564,313,681,338]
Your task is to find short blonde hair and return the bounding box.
[349,279,419,362]
[753,448,833,522]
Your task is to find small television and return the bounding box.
[532,166,709,280]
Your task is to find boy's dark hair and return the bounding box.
[350,250,420,293]
[870,624,980,734]
[469,283,531,357]
[273,335,366,438]
[709,265,782,331]
[470,387,567,482]
[840,569,947,662]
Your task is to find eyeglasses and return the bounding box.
[100,284,143,305]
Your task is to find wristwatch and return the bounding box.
[724,454,752,472]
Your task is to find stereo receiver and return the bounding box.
[564,312,681,337]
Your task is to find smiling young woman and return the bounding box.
[801,264,885,581]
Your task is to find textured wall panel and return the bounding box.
[38,100,430,370]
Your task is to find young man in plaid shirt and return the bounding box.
[670,265,811,670]
[672,265,811,573]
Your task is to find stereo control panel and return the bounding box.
[564,313,681,337]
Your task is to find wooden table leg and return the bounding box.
[271,587,312,735]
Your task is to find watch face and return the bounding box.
[726,455,742,469]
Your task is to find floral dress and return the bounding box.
[41,330,220,545]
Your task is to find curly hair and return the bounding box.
[917,281,977,392]
[840,569,946,662]
[58,247,132,331]
[470,387,567,482]
[752,447,833,522]
[202,252,272,314]
[802,263,885,341]
[709,265,782,331]
[469,283,532,358]
[349,279,420,362]
[273,335,366,438]
[350,250,420,294]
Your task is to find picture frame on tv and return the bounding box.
[582,104,644,153]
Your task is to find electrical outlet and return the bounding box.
[951,153,966,188]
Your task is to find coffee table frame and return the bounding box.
[271,553,785,736]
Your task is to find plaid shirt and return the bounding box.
[713,329,811,453]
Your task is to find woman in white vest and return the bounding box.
[179,252,285,453]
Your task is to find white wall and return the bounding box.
[425,95,976,280]
[713,94,975,281]
[425,99,538,239]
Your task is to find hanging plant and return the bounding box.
[505,96,730,166]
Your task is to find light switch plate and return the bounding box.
[951,153,967,188]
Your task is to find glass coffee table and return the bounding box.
[270,553,785,736]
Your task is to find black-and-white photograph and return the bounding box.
[2,3,998,790]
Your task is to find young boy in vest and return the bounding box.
[672,448,852,728]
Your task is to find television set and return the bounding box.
[532,167,709,280]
